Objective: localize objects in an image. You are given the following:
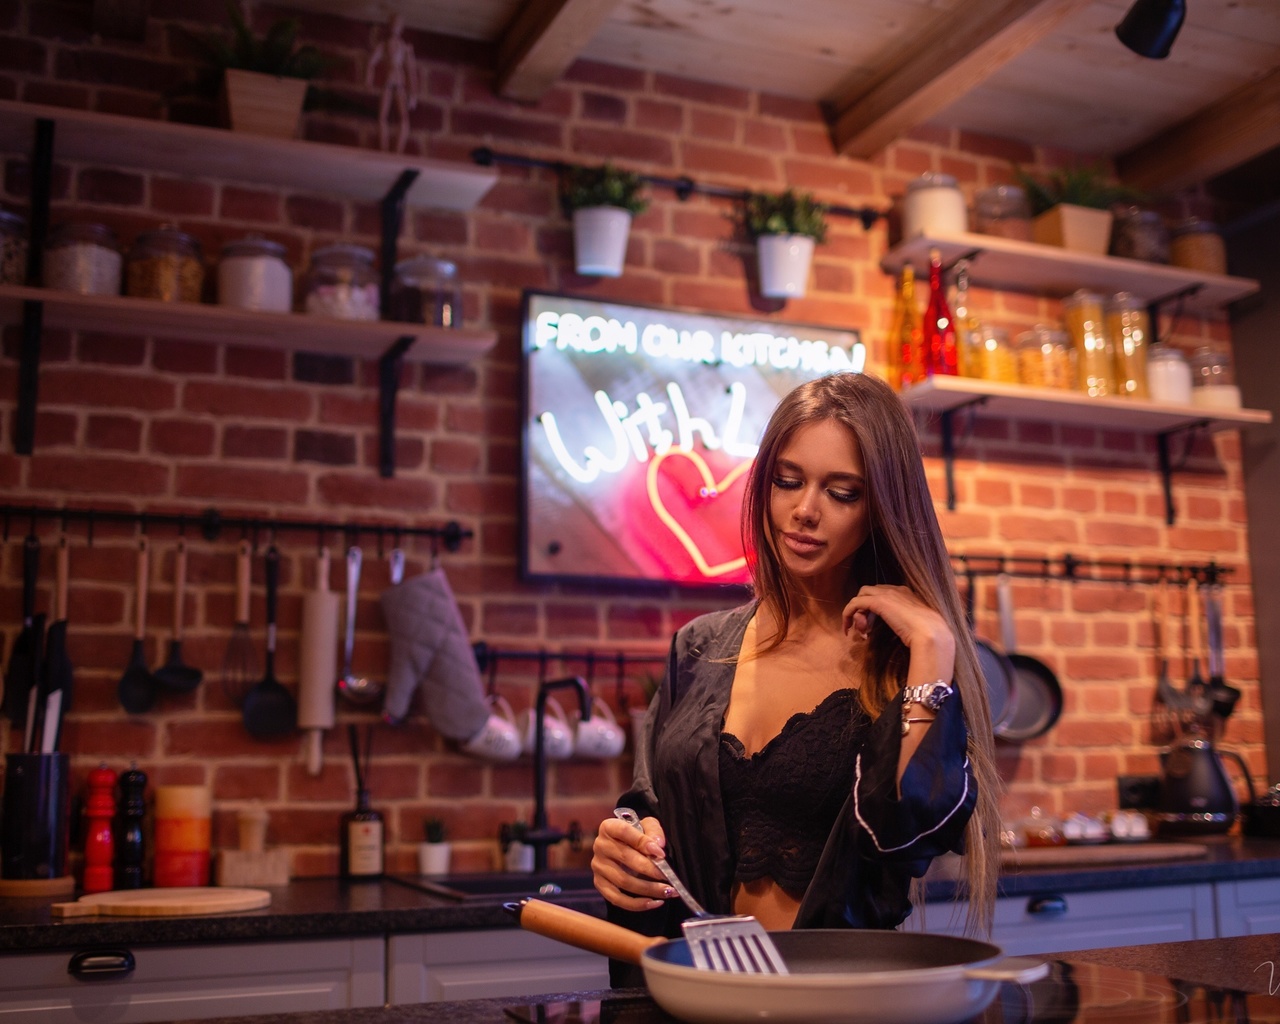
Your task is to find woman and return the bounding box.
[591,372,999,980]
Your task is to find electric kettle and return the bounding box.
[1155,736,1253,836]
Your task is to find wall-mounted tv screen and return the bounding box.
[520,291,865,588]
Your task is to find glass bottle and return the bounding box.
[1062,289,1112,397]
[951,259,982,379]
[1105,292,1151,398]
[922,248,958,377]
[340,788,385,880]
[888,265,924,389]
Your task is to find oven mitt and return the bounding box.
[379,568,490,740]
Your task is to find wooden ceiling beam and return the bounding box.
[1116,67,1280,196]
[495,0,623,102]
[829,0,1094,159]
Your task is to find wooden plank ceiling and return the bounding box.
[286,0,1280,197]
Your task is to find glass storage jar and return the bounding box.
[1170,218,1227,275]
[125,226,203,302]
[1015,325,1075,390]
[0,208,28,285]
[1062,289,1113,397]
[43,222,122,296]
[1147,345,1193,405]
[970,325,1018,384]
[901,172,967,240]
[302,244,380,321]
[218,236,292,312]
[1189,345,1241,410]
[1104,292,1151,399]
[1109,206,1170,263]
[387,256,463,327]
[972,185,1032,241]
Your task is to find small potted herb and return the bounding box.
[417,817,451,876]
[559,163,649,277]
[741,188,828,299]
[1014,165,1143,255]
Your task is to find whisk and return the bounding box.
[221,540,259,707]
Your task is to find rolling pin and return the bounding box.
[297,549,339,775]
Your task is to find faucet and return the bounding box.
[525,676,591,872]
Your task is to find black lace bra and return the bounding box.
[719,688,864,897]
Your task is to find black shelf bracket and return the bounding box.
[375,168,420,479]
[933,397,987,510]
[15,115,54,456]
[1155,419,1211,526]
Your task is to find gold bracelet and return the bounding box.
[901,715,937,736]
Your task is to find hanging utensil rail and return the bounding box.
[951,552,1231,586]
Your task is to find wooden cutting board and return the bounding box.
[1000,842,1209,869]
[51,886,271,918]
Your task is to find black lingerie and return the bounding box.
[719,688,864,896]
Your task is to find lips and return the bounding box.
[781,531,824,555]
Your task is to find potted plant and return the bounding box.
[1014,165,1142,255]
[560,163,649,277]
[190,2,332,139]
[417,818,451,876]
[742,188,828,299]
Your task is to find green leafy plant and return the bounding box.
[424,818,447,844]
[559,163,650,216]
[741,188,828,243]
[1013,165,1144,215]
[193,1,329,80]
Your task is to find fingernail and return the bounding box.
[662,887,676,899]
[644,841,663,857]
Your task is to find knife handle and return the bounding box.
[55,535,69,622]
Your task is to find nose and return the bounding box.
[792,488,819,526]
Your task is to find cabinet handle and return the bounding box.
[1026,895,1068,916]
[68,949,136,980]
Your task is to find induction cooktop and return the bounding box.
[503,959,1280,1023]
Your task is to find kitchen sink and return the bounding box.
[390,869,598,903]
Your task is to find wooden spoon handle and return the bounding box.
[134,538,149,641]
[173,538,187,640]
[55,535,70,622]
[1187,578,1203,668]
[235,540,252,625]
[516,898,664,965]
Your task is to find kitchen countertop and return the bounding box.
[2,837,1279,952]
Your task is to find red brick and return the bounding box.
[653,74,749,110]
[759,93,824,123]
[635,98,684,134]
[581,91,628,123]
[430,437,482,474]
[0,36,45,73]
[225,345,288,379]
[681,140,777,184]
[219,185,282,222]
[152,176,215,217]
[286,195,345,232]
[153,338,218,374]
[149,417,215,457]
[445,478,514,515]
[957,131,1035,165]
[412,210,470,245]
[222,425,288,459]
[454,109,564,148]
[570,126,675,167]
[605,605,665,640]
[213,765,284,802]
[78,167,146,206]
[79,332,146,366]
[173,464,310,503]
[564,60,646,91]
[85,413,142,451]
[184,380,310,419]
[316,472,439,512]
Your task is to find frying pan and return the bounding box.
[994,574,1063,742]
[512,898,1046,1024]
[964,569,1017,736]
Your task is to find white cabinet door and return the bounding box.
[387,929,610,1004]
[0,937,384,1024]
[1216,877,1280,936]
[912,884,1217,954]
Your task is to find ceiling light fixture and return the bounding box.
[1115,0,1186,59]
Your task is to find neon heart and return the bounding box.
[646,448,752,579]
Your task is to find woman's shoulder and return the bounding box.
[673,601,756,657]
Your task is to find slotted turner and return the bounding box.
[613,807,789,974]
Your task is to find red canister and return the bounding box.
[153,785,211,887]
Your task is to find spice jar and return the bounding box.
[1015,325,1076,390]
[1189,345,1242,410]
[218,236,292,313]
[970,325,1018,384]
[302,244,380,321]
[901,173,967,240]
[43,222,122,296]
[1147,345,1193,405]
[1062,289,1113,397]
[1105,292,1151,399]
[0,209,28,285]
[126,226,204,302]
[1110,206,1170,264]
[1170,218,1227,275]
[387,256,463,327]
[972,185,1032,241]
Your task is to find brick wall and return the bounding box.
[0,1,1261,878]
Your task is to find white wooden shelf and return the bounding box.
[0,100,497,210]
[0,285,497,365]
[882,232,1259,313]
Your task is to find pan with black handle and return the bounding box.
[994,573,1063,742]
[964,568,1017,738]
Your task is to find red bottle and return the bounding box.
[83,763,117,894]
[922,248,959,376]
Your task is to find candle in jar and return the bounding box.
[153,785,212,887]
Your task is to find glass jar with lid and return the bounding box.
[218,236,292,312]
[972,185,1032,241]
[1189,345,1241,410]
[0,208,28,285]
[1109,206,1170,264]
[1015,325,1075,390]
[44,222,122,295]
[1061,289,1113,397]
[387,256,463,328]
[970,325,1018,384]
[1147,345,1193,405]
[302,244,380,321]
[1104,292,1151,399]
[1170,218,1227,275]
[901,172,967,240]
[125,226,204,302]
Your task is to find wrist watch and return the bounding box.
[900,682,953,735]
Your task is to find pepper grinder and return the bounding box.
[114,763,147,890]
[82,764,117,894]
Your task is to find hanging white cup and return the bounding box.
[572,697,626,759]
[517,697,574,760]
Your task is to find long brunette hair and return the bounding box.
[740,371,998,933]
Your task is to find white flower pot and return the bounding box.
[1032,204,1113,255]
[222,69,308,139]
[417,841,451,876]
[572,206,632,277]
[756,233,815,298]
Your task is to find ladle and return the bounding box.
[242,545,297,739]
[153,537,203,692]
[337,546,382,704]
[118,538,159,714]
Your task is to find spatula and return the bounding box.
[118,538,159,714]
[1184,578,1210,725]
[242,545,297,739]
[613,807,789,974]
[154,537,202,693]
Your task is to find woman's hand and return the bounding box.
[842,584,956,685]
[591,814,672,911]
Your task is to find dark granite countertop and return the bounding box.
[3,837,1279,953]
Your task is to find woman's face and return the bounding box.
[768,418,870,594]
